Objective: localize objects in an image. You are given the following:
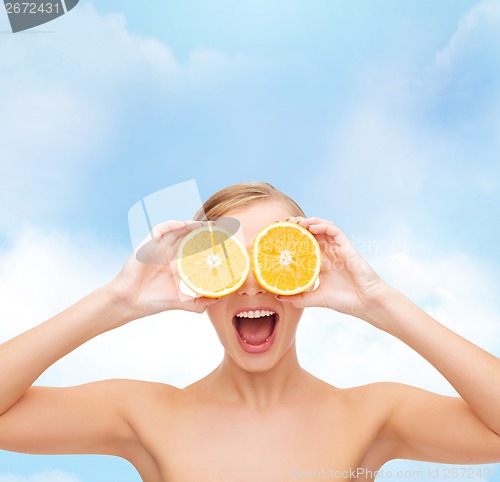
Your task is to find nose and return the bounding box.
[237,269,266,296]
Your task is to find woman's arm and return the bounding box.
[0,220,216,456]
[367,287,500,436]
[281,216,500,462]
[0,287,138,455]
[362,289,500,463]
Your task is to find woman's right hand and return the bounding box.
[106,220,219,323]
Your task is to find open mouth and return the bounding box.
[232,309,279,352]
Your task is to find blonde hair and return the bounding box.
[194,182,305,221]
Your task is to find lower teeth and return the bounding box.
[242,337,271,344]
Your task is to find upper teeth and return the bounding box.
[236,310,275,318]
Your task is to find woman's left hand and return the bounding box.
[278,217,391,321]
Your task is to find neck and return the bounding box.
[209,342,310,411]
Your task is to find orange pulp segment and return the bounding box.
[177,224,250,298]
[251,221,321,296]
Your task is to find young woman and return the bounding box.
[0,182,499,482]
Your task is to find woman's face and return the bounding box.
[206,200,304,373]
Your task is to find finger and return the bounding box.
[154,220,206,241]
[141,220,207,264]
[135,229,185,265]
[152,220,187,234]
[286,216,345,240]
[159,221,201,248]
[285,216,305,224]
[297,217,342,234]
[298,216,329,225]
[307,222,345,240]
[309,224,362,262]
[135,220,188,253]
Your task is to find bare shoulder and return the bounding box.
[336,381,418,430]
[0,377,179,460]
[110,378,182,417]
[77,378,180,409]
[339,380,456,418]
[331,382,410,468]
[111,378,180,399]
[298,377,400,434]
[338,380,412,405]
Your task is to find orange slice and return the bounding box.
[251,222,321,296]
[177,224,250,298]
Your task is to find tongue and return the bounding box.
[237,315,275,346]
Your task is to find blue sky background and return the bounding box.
[0,0,500,480]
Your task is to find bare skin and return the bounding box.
[0,201,500,482]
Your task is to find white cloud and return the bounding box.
[0,471,80,482]
[375,250,500,346]
[0,3,254,231]
[432,0,500,80]
[421,0,500,139]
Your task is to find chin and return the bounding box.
[227,338,296,374]
[232,354,281,374]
